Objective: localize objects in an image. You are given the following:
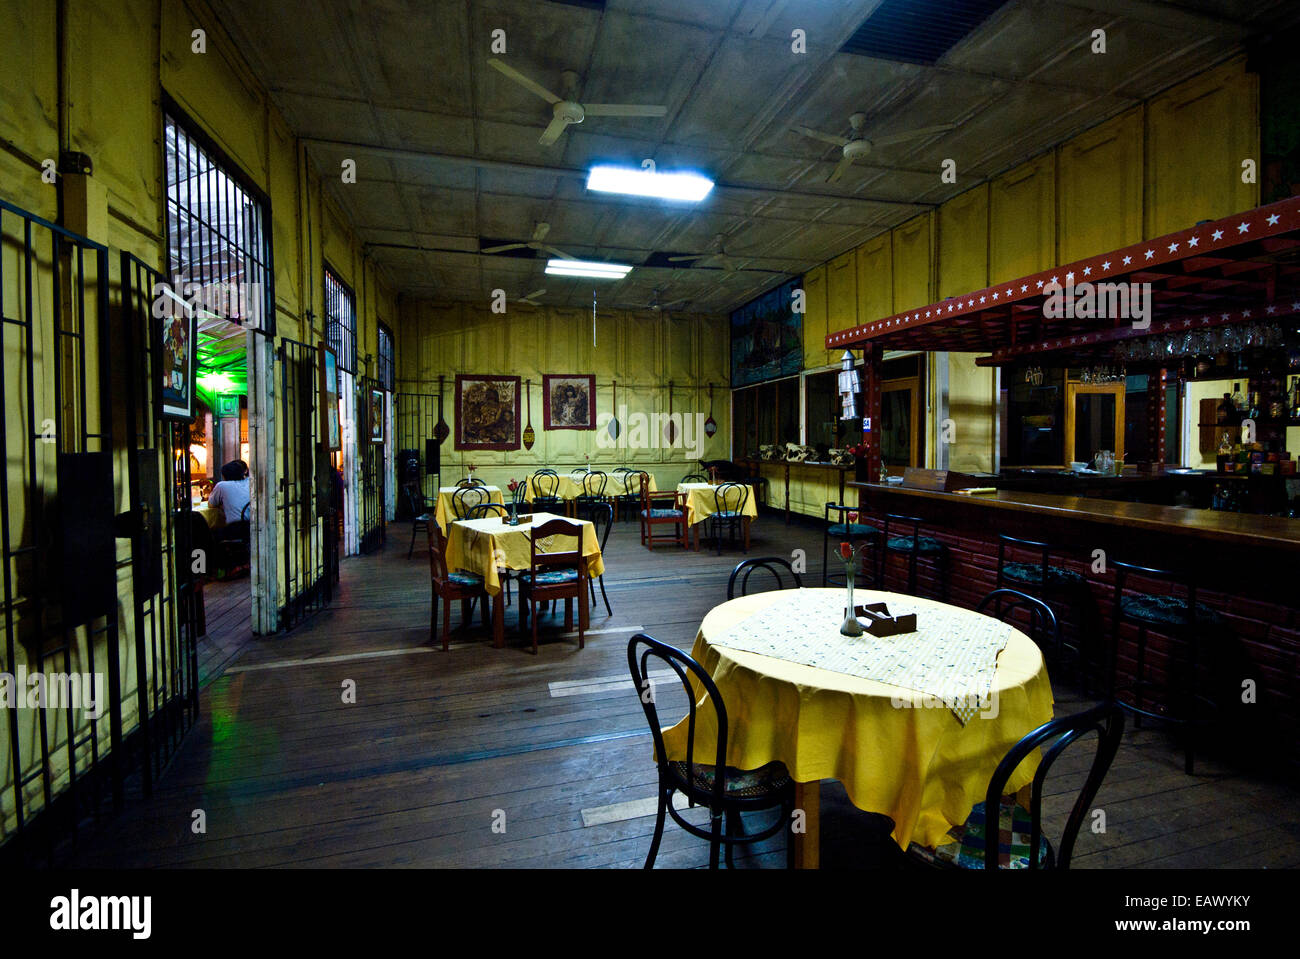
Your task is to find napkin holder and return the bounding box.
[845,602,917,636]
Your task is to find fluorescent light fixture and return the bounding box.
[586,165,714,202]
[545,258,633,280]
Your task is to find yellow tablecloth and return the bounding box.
[523,474,581,502]
[443,511,605,596]
[194,505,223,529]
[659,588,1054,850]
[433,486,504,531]
[676,482,758,527]
[523,471,657,502]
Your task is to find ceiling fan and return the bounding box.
[793,112,958,183]
[516,288,546,306]
[487,58,668,146]
[668,233,744,271]
[647,288,689,312]
[480,222,575,260]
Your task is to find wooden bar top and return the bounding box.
[849,481,1300,551]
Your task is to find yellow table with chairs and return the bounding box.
[193,504,224,529]
[658,587,1054,867]
[676,482,758,550]
[522,470,657,516]
[523,473,582,503]
[443,511,605,648]
[433,485,505,531]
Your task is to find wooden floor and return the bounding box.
[70,510,1300,869]
[197,574,255,688]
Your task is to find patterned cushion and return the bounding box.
[667,760,792,801]
[448,572,483,587]
[518,569,579,586]
[829,522,878,538]
[642,509,683,519]
[886,535,944,554]
[1120,593,1223,627]
[908,796,1049,870]
[712,510,745,519]
[1002,561,1085,587]
[415,513,430,522]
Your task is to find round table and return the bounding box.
[659,587,1055,862]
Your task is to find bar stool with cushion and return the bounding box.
[996,535,1102,692]
[822,503,879,587]
[1108,560,1224,775]
[530,469,564,514]
[879,513,949,600]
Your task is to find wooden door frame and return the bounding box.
[881,375,921,467]
[1064,381,1125,466]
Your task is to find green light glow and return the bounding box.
[198,371,237,393]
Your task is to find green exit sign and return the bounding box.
[217,394,239,417]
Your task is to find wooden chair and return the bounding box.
[639,473,687,550]
[427,523,490,651]
[517,517,589,655]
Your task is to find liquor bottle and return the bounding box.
[1232,382,1246,412]
[1290,376,1300,421]
[1248,390,1262,422]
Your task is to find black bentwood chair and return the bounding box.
[706,482,750,555]
[451,484,490,519]
[574,470,609,521]
[727,558,803,600]
[588,502,614,617]
[404,486,432,560]
[822,503,879,587]
[611,468,644,522]
[530,469,564,514]
[466,502,513,604]
[627,634,797,869]
[976,588,1061,654]
[908,701,1125,869]
[456,476,486,487]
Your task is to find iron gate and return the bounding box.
[277,338,331,628]
[395,392,442,505]
[358,375,385,554]
[120,252,201,798]
[0,198,119,862]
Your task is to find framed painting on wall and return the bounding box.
[454,374,520,450]
[542,374,596,431]
[158,302,198,421]
[369,389,385,444]
[319,346,341,451]
[729,277,803,388]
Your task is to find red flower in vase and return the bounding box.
[839,541,853,560]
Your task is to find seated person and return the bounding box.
[208,460,251,527]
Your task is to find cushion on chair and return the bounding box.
[415,513,431,522]
[642,509,683,519]
[447,572,484,587]
[1002,562,1085,587]
[886,535,944,554]
[667,760,792,801]
[829,523,878,538]
[712,510,745,519]
[908,795,1049,870]
[518,569,579,586]
[1120,593,1223,627]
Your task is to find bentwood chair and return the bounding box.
[574,470,609,521]
[517,517,588,655]
[879,513,949,600]
[727,558,802,599]
[405,486,431,560]
[612,469,647,522]
[1108,560,1224,775]
[588,502,614,617]
[640,473,688,550]
[976,588,1060,654]
[907,701,1125,869]
[451,484,490,520]
[466,502,513,604]
[456,476,486,487]
[530,469,564,514]
[681,471,709,484]
[822,503,879,587]
[427,523,490,651]
[628,633,797,869]
[706,482,750,555]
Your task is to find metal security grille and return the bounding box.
[0,198,119,862]
[377,322,394,393]
[396,393,442,502]
[120,253,201,799]
[358,375,386,554]
[163,106,274,336]
[324,268,356,374]
[277,339,330,629]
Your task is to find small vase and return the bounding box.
[507,502,519,526]
[840,569,864,636]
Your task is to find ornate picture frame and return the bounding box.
[542,374,596,431]
[454,374,520,450]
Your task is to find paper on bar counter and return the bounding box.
[710,589,1013,724]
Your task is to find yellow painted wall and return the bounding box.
[0,0,393,839]
[395,301,730,493]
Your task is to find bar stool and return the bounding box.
[996,535,1102,693]
[1108,560,1224,775]
[822,503,879,586]
[879,514,949,600]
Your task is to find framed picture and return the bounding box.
[319,346,341,451]
[454,374,520,451]
[369,389,385,444]
[158,300,198,421]
[542,374,596,431]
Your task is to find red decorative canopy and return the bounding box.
[825,195,1300,365]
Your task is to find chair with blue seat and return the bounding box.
[427,523,490,651]
[404,486,432,559]
[822,503,880,587]
[706,482,750,555]
[907,700,1125,869]
[628,633,797,869]
[530,469,564,514]
[517,517,588,655]
[640,473,688,550]
[879,513,949,599]
[1109,560,1224,775]
[996,535,1101,691]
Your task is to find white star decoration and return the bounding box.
[979,296,985,303]
[1036,280,1044,288]
[1083,266,1092,276]
[1168,242,1179,252]
[1144,250,1154,259]
[1066,272,1074,282]
[1101,261,1111,271]
[1006,288,1013,296]
[1267,305,1276,314]
[1212,229,1224,241]
[1020,285,1028,292]
[1122,255,1132,265]
[1237,222,1249,233]
[1188,236,1198,247]
[1267,214,1280,226]
[992,292,998,300]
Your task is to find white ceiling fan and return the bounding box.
[480,222,576,260]
[516,288,546,306]
[668,233,743,271]
[794,112,958,183]
[487,58,668,147]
